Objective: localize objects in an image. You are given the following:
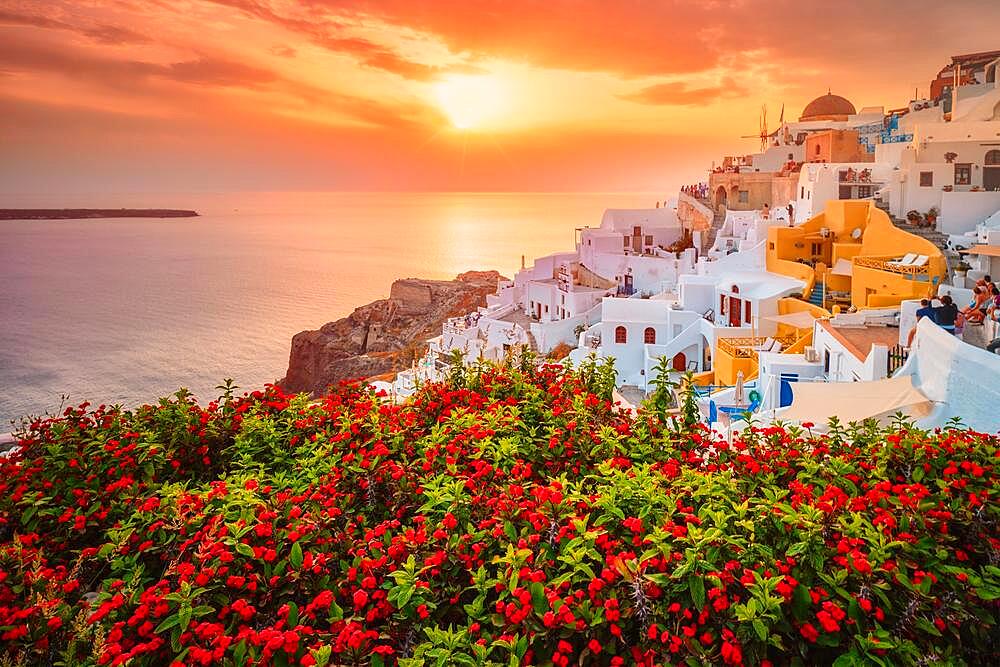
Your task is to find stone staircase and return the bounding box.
[875,200,960,273]
[499,309,538,352]
[702,206,727,254]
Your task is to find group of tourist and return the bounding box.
[907,275,1000,347]
[680,183,709,199]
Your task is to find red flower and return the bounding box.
[800,623,819,643]
[353,590,369,608]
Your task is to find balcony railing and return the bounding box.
[716,335,796,358]
[852,255,930,276]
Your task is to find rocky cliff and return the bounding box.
[280,271,505,395]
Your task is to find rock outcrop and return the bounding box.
[280,271,505,395]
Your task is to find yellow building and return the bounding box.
[713,297,830,386]
[766,200,946,309]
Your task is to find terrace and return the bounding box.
[716,335,797,359]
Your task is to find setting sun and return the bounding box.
[433,74,509,130]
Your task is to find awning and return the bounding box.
[831,258,853,276]
[778,375,933,425]
[763,310,820,329]
[962,245,1000,257]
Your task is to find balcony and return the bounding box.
[716,335,796,359]
[852,255,930,277]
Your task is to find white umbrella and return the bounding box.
[734,370,745,407]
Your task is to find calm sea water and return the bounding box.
[0,192,656,426]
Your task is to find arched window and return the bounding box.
[644,327,656,344]
[986,150,1000,166]
[615,326,627,344]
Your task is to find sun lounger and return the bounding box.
[911,255,929,267]
[753,337,776,352]
[889,253,917,267]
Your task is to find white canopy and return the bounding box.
[763,310,820,329]
[831,258,853,276]
[778,375,933,425]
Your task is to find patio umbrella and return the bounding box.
[734,371,745,407]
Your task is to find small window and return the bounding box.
[615,326,627,344]
[623,236,629,247]
[919,171,933,187]
[800,186,805,198]
[955,163,972,186]
[643,327,656,344]
[858,185,872,198]
[769,242,776,250]
[738,190,749,203]
[986,149,1000,166]
[814,144,821,156]
[544,305,549,313]
[645,235,653,245]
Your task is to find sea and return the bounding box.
[0,191,658,426]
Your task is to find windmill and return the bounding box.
[741,104,774,151]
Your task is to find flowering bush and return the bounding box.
[1,364,998,666]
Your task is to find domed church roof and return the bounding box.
[799,92,857,121]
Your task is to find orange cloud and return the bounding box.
[623,78,747,106]
[0,0,998,194]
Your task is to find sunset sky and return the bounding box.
[1,0,998,193]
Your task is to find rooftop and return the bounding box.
[818,319,899,362]
[800,93,857,122]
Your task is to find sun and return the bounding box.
[433,74,509,131]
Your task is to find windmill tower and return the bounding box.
[741,105,771,151]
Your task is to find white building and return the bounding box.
[795,163,892,223]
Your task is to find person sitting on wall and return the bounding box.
[933,294,959,334]
[960,286,990,325]
[985,284,1000,322]
[761,203,770,220]
[907,298,936,347]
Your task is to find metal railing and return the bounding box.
[852,255,930,277]
[716,335,796,358]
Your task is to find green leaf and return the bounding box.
[287,601,299,627]
[235,542,255,558]
[915,617,942,637]
[290,542,303,569]
[178,605,192,632]
[311,646,332,667]
[832,652,859,667]
[791,582,812,618]
[396,586,414,610]
[154,614,180,634]
[529,581,547,614]
[689,575,705,611]
[752,619,768,642]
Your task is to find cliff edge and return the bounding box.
[279,271,505,395]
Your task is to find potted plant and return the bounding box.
[943,185,953,192]
[925,207,939,227]
[906,210,922,225]
[954,260,971,279]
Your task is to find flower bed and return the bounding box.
[1,364,998,666]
